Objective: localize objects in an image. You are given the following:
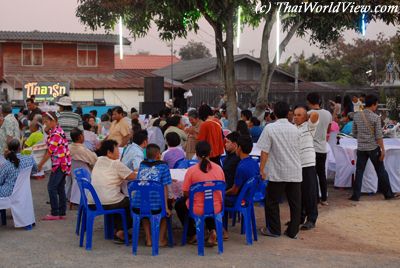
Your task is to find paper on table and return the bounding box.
[32,144,52,172]
[170,169,187,182]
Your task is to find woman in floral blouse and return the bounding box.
[38,111,71,221]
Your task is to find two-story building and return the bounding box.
[0,30,167,111]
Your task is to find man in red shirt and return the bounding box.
[197,105,224,165]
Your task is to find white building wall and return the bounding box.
[1,82,21,100]
[70,89,93,102]
[5,86,169,113]
[103,89,144,111]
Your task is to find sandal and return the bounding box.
[260,227,280,238]
[205,239,217,247]
[187,236,197,245]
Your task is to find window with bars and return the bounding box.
[77,44,97,67]
[22,43,43,66]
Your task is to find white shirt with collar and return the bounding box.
[257,118,302,183]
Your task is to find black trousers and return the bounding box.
[352,147,394,200]
[315,153,328,202]
[264,181,301,238]
[175,197,215,237]
[301,166,318,224]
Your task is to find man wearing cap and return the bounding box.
[56,96,83,142]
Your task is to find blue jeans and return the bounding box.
[48,168,67,216]
[352,147,394,200]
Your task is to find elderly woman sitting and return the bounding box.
[0,139,37,197]
[90,139,137,244]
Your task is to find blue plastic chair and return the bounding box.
[220,155,226,167]
[73,168,96,237]
[250,155,260,164]
[174,159,199,169]
[224,176,260,245]
[75,176,129,250]
[127,180,173,256]
[173,158,186,168]
[182,180,225,256]
[253,179,269,206]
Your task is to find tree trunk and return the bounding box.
[203,5,237,131]
[255,11,276,118]
[224,10,238,131]
[256,16,303,118]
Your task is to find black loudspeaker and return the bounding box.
[144,76,164,102]
[140,102,165,115]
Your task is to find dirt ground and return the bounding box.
[0,178,399,268]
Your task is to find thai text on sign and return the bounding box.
[23,82,70,102]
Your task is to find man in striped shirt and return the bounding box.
[294,107,319,230]
[56,96,83,142]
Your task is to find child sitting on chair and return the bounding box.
[132,143,172,247]
[161,132,186,168]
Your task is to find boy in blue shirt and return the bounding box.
[224,135,260,238]
[132,143,172,247]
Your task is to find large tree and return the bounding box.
[76,0,244,130]
[179,40,211,60]
[77,0,400,128]
[251,0,400,116]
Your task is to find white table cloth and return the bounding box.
[328,137,400,193]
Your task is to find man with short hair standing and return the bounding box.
[107,106,131,147]
[26,98,42,122]
[258,101,302,239]
[294,107,319,230]
[307,92,332,206]
[0,103,20,155]
[350,94,397,201]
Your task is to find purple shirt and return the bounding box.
[161,147,186,168]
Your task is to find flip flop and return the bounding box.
[187,237,197,245]
[260,227,280,238]
[205,240,217,247]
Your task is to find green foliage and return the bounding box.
[179,40,211,60]
[76,0,201,40]
[281,33,400,85]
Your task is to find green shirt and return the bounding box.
[22,131,44,155]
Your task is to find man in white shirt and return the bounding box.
[90,139,137,243]
[258,101,302,239]
[307,93,332,206]
[294,107,319,230]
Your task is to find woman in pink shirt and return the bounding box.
[175,141,225,247]
[38,111,72,221]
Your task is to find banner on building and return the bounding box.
[23,82,70,102]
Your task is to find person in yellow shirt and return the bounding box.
[106,107,131,147]
[22,121,44,155]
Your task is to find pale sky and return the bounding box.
[0,0,398,61]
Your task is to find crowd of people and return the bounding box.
[0,91,398,245]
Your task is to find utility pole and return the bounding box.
[373,52,378,84]
[167,41,174,102]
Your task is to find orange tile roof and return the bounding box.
[115,54,180,70]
